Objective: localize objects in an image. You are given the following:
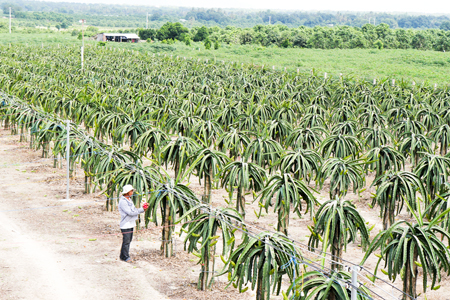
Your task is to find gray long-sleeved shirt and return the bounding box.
[118,195,144,229]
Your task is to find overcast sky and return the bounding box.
[45,0,450,15]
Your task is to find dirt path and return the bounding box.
[0,133,168,300]
[0,129,251,300]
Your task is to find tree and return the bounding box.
[361,203,450,299]
[240,32,254,44]
[204,37,212,50]
[214,41,220,49]
[1,3,22,15]
[156,22,189,41]
[220,160,266,219]
[308,198,369,271]
[411,31,430,50]
[371,171,426,230]
[193,26,209,41]
[280,38,292,48]
[138,28,157,41]
[180,205,242,290]
[258,173,316,235]
[440,21,450,31]
[223,231,300,300]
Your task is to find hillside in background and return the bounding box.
[1,0,450,29]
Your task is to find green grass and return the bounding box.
[2,33,450,85]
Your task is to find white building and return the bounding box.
[96,33,140,43]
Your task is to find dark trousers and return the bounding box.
[120,228,134,261]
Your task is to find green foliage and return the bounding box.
[193,26,209,42]
[185,146,230,203]
[220,160,266,217]
[441,21,450,31]
[223,231,300,300]
[319,157,366,199]
[156,22,189,41]
[245,136,283,169]
[361,202,450,299]
[374,39,384,49]
[414,153,450,198]
[138,28,157,41]
[146,173,196,257]
[280,38,292,48]
[258,173,317,235]
[372,171,427,229]
[364,145,405,178]
[180,204,242,290]
[287,270,371,300]
[308,198,369,270]
[159,135,199,180]
[398,132,433,167]
[320,134,362,159]
[274,149,322,184]
[204,38,212,50]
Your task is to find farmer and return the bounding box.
[118,184,148,262]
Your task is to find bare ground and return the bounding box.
[0,128,449,300]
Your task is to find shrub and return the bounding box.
[374,39,384,49]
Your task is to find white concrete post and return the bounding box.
[66,120,70,201]
[351,266,358,300]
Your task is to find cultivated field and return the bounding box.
[1,43,450,300]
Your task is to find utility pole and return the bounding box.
[269,16,271,25]
[79,19,86,69]
[9,7,11,34]
[146,12,149,29]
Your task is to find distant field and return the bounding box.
[2,33,450,85]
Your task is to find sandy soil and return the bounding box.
[0,128,449,300]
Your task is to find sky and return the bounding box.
[43,0,450,15]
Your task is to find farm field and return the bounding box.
[1,43,450,300]
[1,33,450,85]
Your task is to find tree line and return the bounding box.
[2,0,450,30]
[139,22,450,51]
